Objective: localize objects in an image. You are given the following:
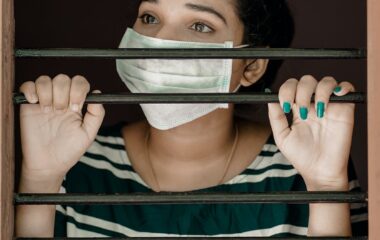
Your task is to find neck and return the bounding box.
[148,106,236,165]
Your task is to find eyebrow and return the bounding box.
[141,0,227,26]
[185,3,227,25]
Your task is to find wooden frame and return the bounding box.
[0,0,378,239]
[0,0,14,239]
[367,0,380,238]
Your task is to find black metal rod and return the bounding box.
[14,192,367,205]
[14,48,367,59]
[13,92,366,105]
[15,237,368,240]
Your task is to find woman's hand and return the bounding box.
[268,75,355,190]
[19,74,105,182]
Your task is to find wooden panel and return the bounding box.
[368,0,380,238]
[0,0,15,239]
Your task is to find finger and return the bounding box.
[314,76,338,118]
[333,82,356,117]
[35,75,53,113]
[82,90,106,140]
[52,74,71,113]
[69,75,90,113]
[295,75,318,121]
[268,103,291,146]
[19,81,38,104]
[333,81,356,96]
[279,78,298,114]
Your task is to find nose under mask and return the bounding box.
[116,28,242,130]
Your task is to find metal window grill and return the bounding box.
[0,1,374,240]
[12,51,368,240]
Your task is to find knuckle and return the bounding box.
[98,105,106,115]
[279,86,294,97]
[72,75,87,83]
[53,95,69,108]
[299,75,317,84]
[316,91,331,100]
[72,75,90,90]
[295,90,311,103]
[286,78,299,84]
[19,81,35,92]
[279,79,298,96]
[35,75,51,86]
[295,91,307,100]
[342,82,356,91]
[320,76,337,85]
[54,101,66,107]
[53,74,71,85]
[55,73,70,79]
[341,81,353,87]
[70,91,85,102]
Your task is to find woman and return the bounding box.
[16,0,367,237]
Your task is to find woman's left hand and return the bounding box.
[268,75,355,191]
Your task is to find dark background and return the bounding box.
[13,0,368,190]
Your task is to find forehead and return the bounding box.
[139,0,239,17]
[141,0,237,6]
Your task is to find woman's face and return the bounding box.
[133,0,248,91]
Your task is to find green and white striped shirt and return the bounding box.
[54,122,368,237]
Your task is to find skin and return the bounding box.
[16,0,355,237]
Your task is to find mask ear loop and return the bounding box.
[234,44,251,49]
[232,83,242,93]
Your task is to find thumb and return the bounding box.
[82,90,105,140]
[268,103,291,146]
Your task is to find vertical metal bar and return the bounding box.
[0,0,15,239]
[368,0,380,238]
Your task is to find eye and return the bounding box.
[140,13,159,24]
[191,22,214,33]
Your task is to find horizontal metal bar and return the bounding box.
[14,192,367,205]
[14,48,367,59]
[13,92,366,105]
[14,237,368,240]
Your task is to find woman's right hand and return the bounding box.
[19,74,105,181]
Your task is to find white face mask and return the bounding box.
[116,28,241,130]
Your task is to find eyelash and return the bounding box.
[139,13,215,33]
[191,22,214,33]
[139,13,159,25]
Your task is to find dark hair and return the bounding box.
[235,0,294,92]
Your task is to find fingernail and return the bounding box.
[43,106,52,113]
[283,102,291,114]
[334,86,342,93]
[317,102,325,118]
[30,93,38,103]
[300,107,308,120]
[71,104,79,112]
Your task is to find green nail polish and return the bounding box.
[334,86,342,93]
[317,102,325,118]
[300,107,308,120]
[283,102,291,114]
